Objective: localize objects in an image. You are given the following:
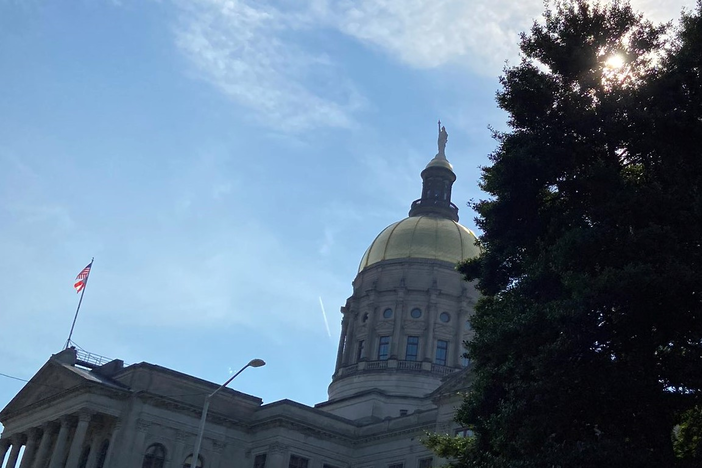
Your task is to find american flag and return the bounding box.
[74,262,92,293]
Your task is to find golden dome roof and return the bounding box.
[425,155,453,170]
[358,215,480,272]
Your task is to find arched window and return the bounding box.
[183,454,204,468]
[143,444,167,468]
[96,440,109,468]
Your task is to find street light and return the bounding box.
[190,358,266,466]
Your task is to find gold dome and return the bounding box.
[425,155,453,170]
[358,215,480,272]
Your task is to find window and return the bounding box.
[96,440,109,468]
[357,340,365,361]
[289,455,309,468]
[461,354,470,367]
[439,312,451,323]
[405,336,419,361]
[362,312,369,323]
[378,336,390,360]
[418,457,433,468]
[389,463,404,468]
[410,308,422,319]
[399,409,408,416]
[253,454,267,468]
[435,340,448,366]
[383,308,393,319]
[142,444,166,468]
[464,320,471,331]
[323,464,340,468]
[455,427,474,437]
[183,454,204,468]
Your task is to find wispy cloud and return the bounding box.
[327,0,694,73]
[328,0,537,72]
[171,0,695,132]
[174,0,364,132]
[319,227,335,255]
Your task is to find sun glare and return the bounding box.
[605,53,626,69]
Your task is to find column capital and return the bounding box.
[0,437,11,449]
[10,432,26,445]
[27,427,42,439]
[59,414,74,425]
[268,442,288,454]
[136,419,151,433]
[77,409,94,422]
[212,440,225,454]
[41,420,58,432]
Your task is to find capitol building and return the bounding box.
[0,130,481,468]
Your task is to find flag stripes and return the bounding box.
[74,262,92,293]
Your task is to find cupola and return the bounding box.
[408,122,459,221]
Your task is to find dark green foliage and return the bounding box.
[675,406,702,460]
[435,1,702,466]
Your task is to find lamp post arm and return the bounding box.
[210,363,251,398]
[191,363,252,467]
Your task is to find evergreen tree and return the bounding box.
[426,1,702,466]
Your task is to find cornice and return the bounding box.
[249,414,438,447]
[135,392,249,430]
[354,422,436,445]
[248,417,355,446]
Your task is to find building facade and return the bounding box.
[0,129,480,468]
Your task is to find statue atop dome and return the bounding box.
[438,120,448,157]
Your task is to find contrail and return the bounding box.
[319,296,332,338]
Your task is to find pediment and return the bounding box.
[0,360,87,418]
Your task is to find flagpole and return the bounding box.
[64,257,94,350]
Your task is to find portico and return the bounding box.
[1,410,117,468]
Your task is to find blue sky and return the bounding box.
[0,0,694,425]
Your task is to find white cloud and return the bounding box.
[327,0,696,73]
[171,0,697,131]
[630,0,697,22]
[174,0,364,132]
[328,0,538,72]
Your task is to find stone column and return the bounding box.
[32,422,56,468]
[389,285,406,358]
[102,420,122,468]
[5,435,24,468]
[365,288,379,359]
[66,411,92,468]
[84,428,103,468]
[49,416,73,468]
[127,420,150,468]
[0,438,11,464]
[423,289,439,362]
[211,440,225,468]
[454,306,468,367]
[168,430,188,468]
[337,312,351,368]
[124,419,151,468]
[19,428,40,468]
[345,310,358,364]
[334,307,348,372]
[266,442,288,468]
